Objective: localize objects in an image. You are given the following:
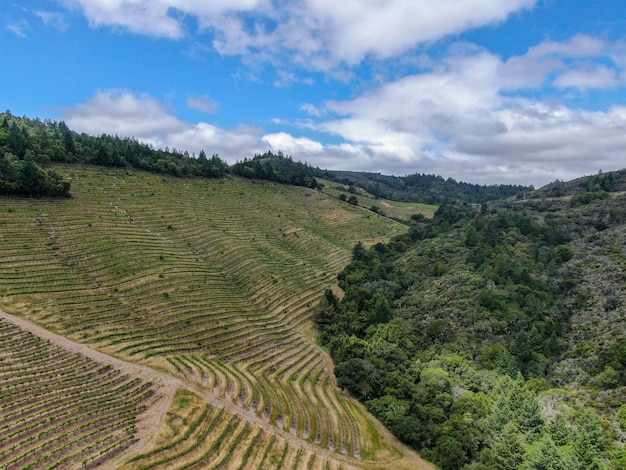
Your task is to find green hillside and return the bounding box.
[0,164,432,469]
[318,178,437,222]
[318,169,626,469]
[329,170,531,205]
[1,111,529,208]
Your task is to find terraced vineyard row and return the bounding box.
[0,317,154,470]
[126,389,350,470]
[0,165,431,469]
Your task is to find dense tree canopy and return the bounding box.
[330,170,532,204]
[0,111,229,197]
[231,152,330,189]
[317,186,626,468]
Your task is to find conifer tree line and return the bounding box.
[0,111,227,197]
[0,112,326,198]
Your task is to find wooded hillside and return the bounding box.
[0,111,528,205]
[317,169,626,469]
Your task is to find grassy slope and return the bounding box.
[0,165,432,469]
[318,177,437,221]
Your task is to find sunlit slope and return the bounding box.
[0,165,430,469]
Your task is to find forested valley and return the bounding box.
[317,170,626,469]
[3,110,626,469]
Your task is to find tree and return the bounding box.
[19,157,44,195]
[488,422,526,469]
[352,242,368,262]
[335,358,383,400]
[525,435,569,470]
[315,289,337,328]
[574,408,605,469]
[8,121,26,158]
[548,414,571,447]
[432,435,467,470]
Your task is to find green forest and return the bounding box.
[330,170,532,204]
[0,111,228,197]
[317,174,626,469]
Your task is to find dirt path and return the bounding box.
[0,310,433,469]
[0,309,179,464]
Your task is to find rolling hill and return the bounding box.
[0,164,433,469]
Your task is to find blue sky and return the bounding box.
[2,0,626,186]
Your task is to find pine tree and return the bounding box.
[489,421,526,469]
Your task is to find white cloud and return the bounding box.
[35,11,69,31]
[62,30,626,188]
[262,132,324,154]
[64,89,266,159]
[5,20,30,38]
[297,40,626,186]
[62,0,536,70]
[553,65,619,89]
[64,90,187,141]
[167,122,265,158]
[498,35,620,91]
[305,0,535,64]
[62,0,183,38]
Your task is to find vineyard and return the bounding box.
[0,316,155,469]
[0,165,432,469]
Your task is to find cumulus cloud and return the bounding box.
[62,29,626,188]
[299,40,626,185]
[498,35,622,91]
[553,66,619,89]
[167,123,265,158]
[64,90,187,142]
[61,0,181,38]
[64,89,266,159]
[262,132,324,154]
[305,0,535,64]
[62,0,535,69]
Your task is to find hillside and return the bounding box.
[0,164,433,469]
[329,170,531,205]
[317,169,626,469]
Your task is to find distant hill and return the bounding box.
[329,170,531,204]
[231,151,332,189]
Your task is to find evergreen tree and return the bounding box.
[488,421,526,469]
[524,435,568,470]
